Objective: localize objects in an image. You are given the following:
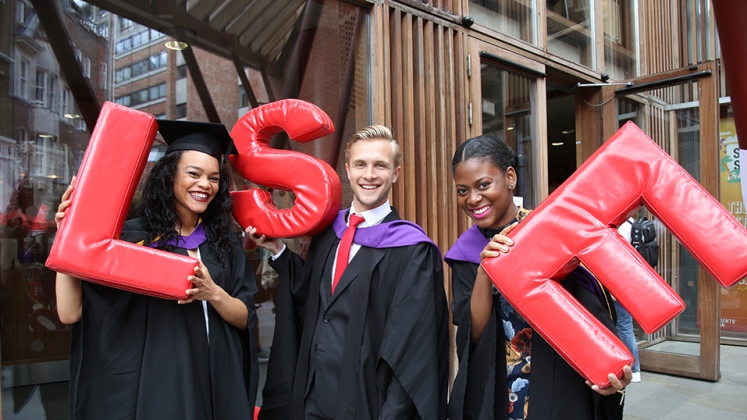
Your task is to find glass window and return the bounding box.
[468,0,537,44]
[480,61,537,208]
[119,17,132,32]
[99,63,107,89]
[150,52,167,71]
[48,75,57,111]
[604,0,638,80]
[97,22,109,38]
[177,64,187,80]
[115,94,130,106]
[18,59,29,99]
[176,103,187,119]
[16,0,26,23]
[546,0,594,67]
[135,89,148,105]
[133,60,148,77]
[35,70,46,104]
[62,86,71,116]
[718,105,747,339]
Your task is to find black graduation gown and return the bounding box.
[260,208,449,420]
[67,218,258,419]
[447,251,624,419]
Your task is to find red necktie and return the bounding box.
[332,214,365,294]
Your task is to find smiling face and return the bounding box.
[345,138,401,212]
[172,150,221,223]
[454,157,518,229]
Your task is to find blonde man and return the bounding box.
[248,125,448,419]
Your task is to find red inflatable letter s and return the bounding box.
[230,99,342,238]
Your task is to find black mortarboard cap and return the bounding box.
[157,119,235,163]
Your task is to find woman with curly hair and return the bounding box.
[446,134,630,420]
[54,120,258,419]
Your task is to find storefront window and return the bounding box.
[718,104,747,339]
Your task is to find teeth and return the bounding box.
[473,206,489,215]
[191,192,208,199]
[361,185,377,190]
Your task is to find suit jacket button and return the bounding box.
[323,315,330,323]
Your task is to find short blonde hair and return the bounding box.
[344,125,402,168]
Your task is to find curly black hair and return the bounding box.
[136,150,235,268]
[451,134,517,175]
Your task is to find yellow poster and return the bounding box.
[719,117,747,333]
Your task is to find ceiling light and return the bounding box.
[561,129,575,134]
[551,142,564,146]
[47,175,60,179]
[64,113,81,119]
[507,125,515,131]
[39,134,53,138]
[165,41,189,50]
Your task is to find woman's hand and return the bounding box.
[178,258,249,330]
[179,261,219,304]
[479,222,518,262]
[54,176,76,229]
[586,365,633,396]
[245,225,284,255]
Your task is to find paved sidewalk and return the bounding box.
[623,344,747,419]
[256,301,747,419]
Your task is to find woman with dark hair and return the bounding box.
[446,134,630,420]
[54,120,258,419]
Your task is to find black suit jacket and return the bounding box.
[261,208,448,420]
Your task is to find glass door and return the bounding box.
[612,61,721,381]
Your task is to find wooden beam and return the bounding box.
[228,35,259,109]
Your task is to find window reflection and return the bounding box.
[469,0,537,45]
[546,0,594,67]
[2,0,369,417]
[604,0,638,80]
[480,62,536,208]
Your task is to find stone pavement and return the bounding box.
[623,344,747,419]
[256,302,747,419]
